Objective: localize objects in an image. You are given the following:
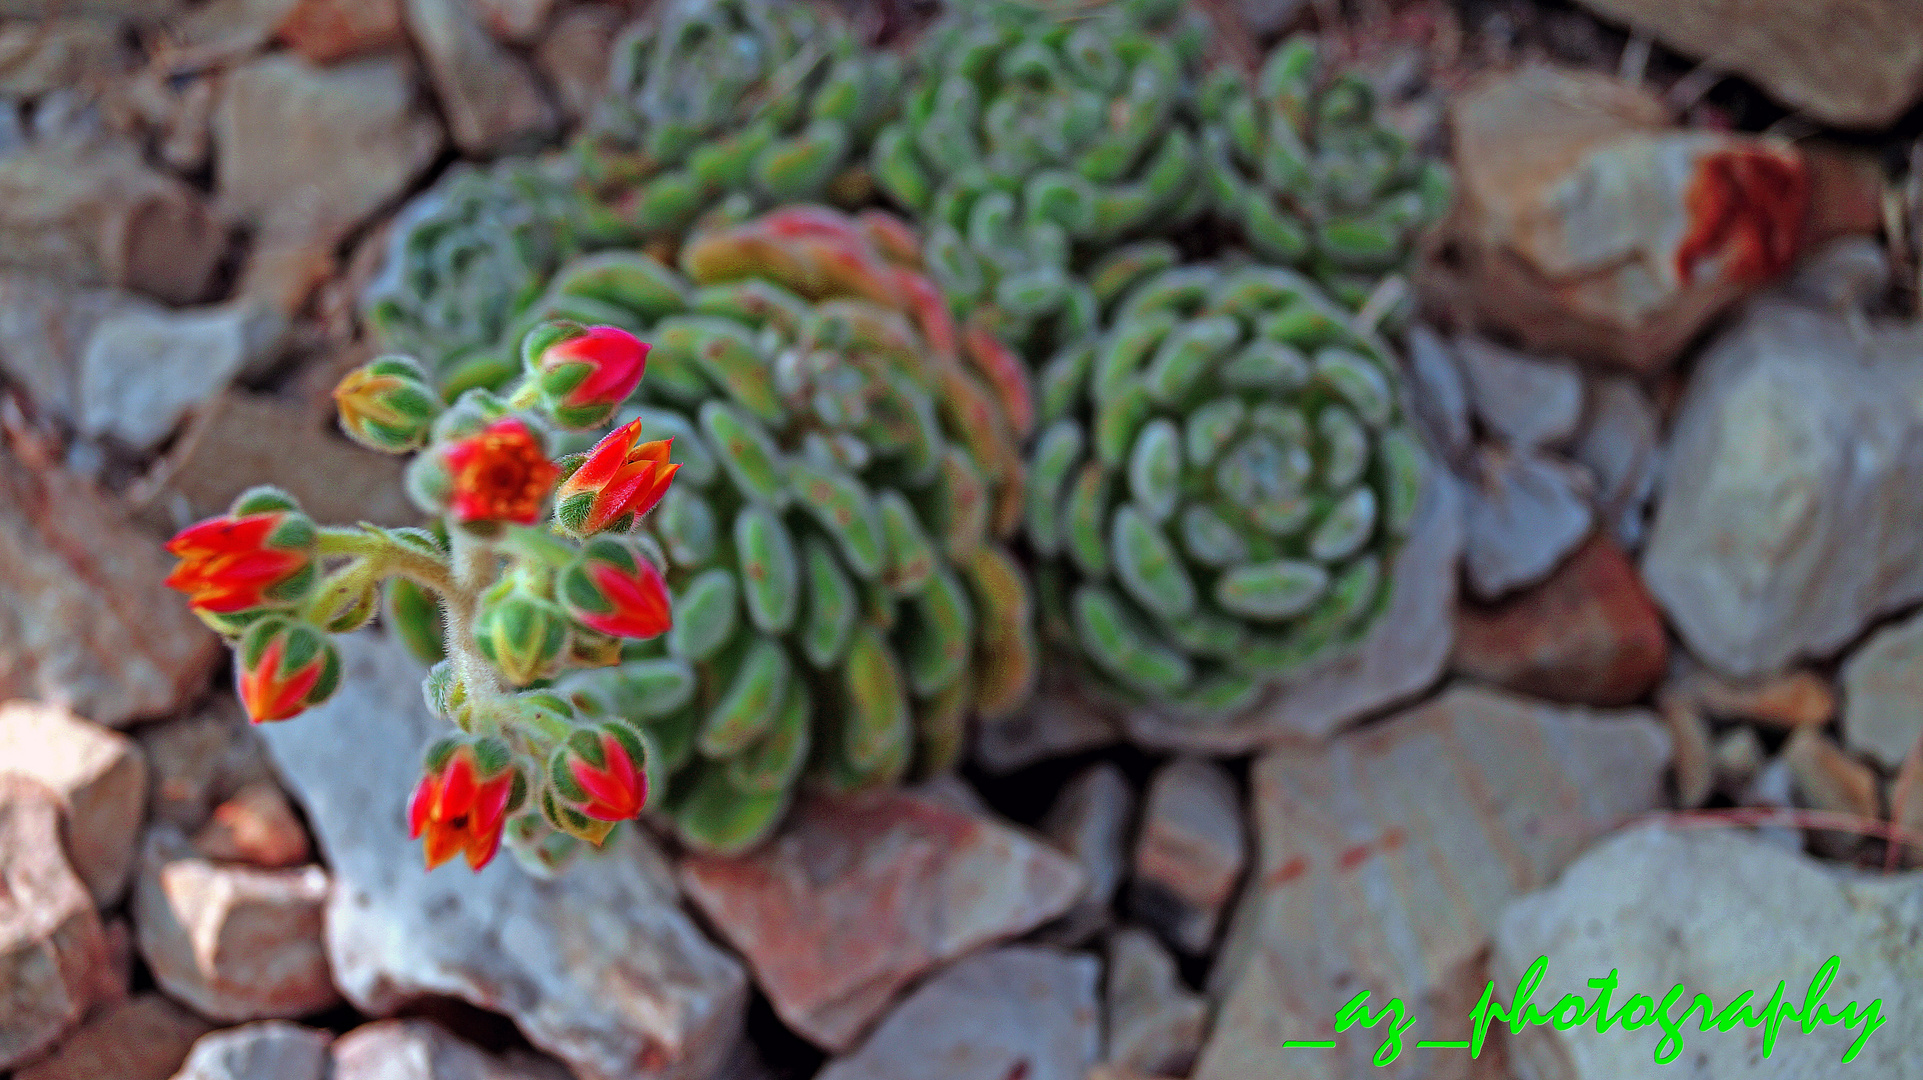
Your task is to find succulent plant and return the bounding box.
[1024,251,1429,719]
[583,0,903,239]
[870,0,1212,365]
[529,206,1039,854]
[1198,36,1452,311]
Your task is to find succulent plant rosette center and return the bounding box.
[520,206,1038,854]
[1025,250,1428,720]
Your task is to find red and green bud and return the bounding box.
[523,322,650,430]
[472,577,571,686]
[558,538,673,641]
[333,356,443,453]
[234,616,341,723]
[552,417,678,537]
[408,736,524,871]
[164,486,317,618]
[546,723,650,823]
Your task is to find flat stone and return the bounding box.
[534,4,627,124]
[1443,65,1806,373]
[192,781,313,869]
[0,777,114,1071]
[1105,928,1206,1077]
[1571,375,1660,549]
[169,0,301,64]
[133,826,338,1023]
[0,136,223,306]
[1196,685,1671,1080]
[973,666,1120,773]
[15,994,213,1080]
[0,700,148,905]
[1893,735,1923,868]
[1129,758,1244,957]
[79,300,286,451]
[170,1022,333,1080]
[1452,533,1667,706]
[1656,689,1714,809]
[1642,291,1923,676]
[1454,336,1584,449]
[679,788,1087,1052]
[1125,458,1463,749]
[1403,325,1471,462]
[815,946,1102,1080]
[0,454,221,728]
[137,698,277,833]
[1574,0,1923,128]
[1493,824,1923,1079]
[330,1020,574,1080]
[256,630,749,1080]
[1669,656,1836,728]
[1711,725,1766,794]
[274,0,405,63]
[474,0,552,43]
[404,0,557,156]
[1462,445,1595,601]
[0,20,126,97]
[1038,763,1135,946]
[1842,607,1923,768]
[0,272,126,423]
[1783,727,1878,819]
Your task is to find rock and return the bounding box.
[1452,533,1667,706]
[256,631,749,1080]
[1196,685,1671,1080]
[1462,445,1595,600]
[1233,0,1309,37]
[169,0,302,65]
[1454,337,1584,449]
[1736,756,1807,855]
[1571,376,1660,549]
[192,781,313,869]
[138,699,277,833]
[1493,825,1923,1079]
[0,777,114,1071]
[14,994,213,1080]
[1669,657,1836,729]
[0,454,221,728]
[1038,763,1135,946]
[1783,727,1879,819]
[1656,689,1714,809]
[214,53,443,254]
[133,826,338,1023]
[331,1020,573,1080]
[1841,607,1923,768]
[1129,758,1244,957]
[161,391,415,529]
[170,1022,333,1080]
[0,137,223,306]
[0,20,127,97]
[1711,725,1766,794]
[534,4,626,124]
[1642,291,1923,677]
[679,788,1087,1052]
[973,666,1120,773]
[474,0,552,43]
[1125,458,1463,750]
[0,701,148,905]
[1574,0,1923,128]
[1403,325,1471,462]
[1893,734,1923,868]
[0,273,126,422]
[1440,65,1806,373]
[1105,928,1206,1077]
[404,0,557,156]
[80,300,286,451]
[275,0,406,63]
[0,0,186,18]
[815,946,1102,1080]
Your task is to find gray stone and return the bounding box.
[0,700,147,906]
[0,777,115,1071]
[170,1022,333,1080]
[1572,375,1660,549]
[474,0,553,42]
[1494,824,1923,1079]
[404,0,557,156]
[816,946,1102,1080]
[1455,336,1584,449]
[0,20,126,97]
[1105,927,1206,1077]
[1463,446,1595,600]
[0,273,124,422]
[137,698,277,834]
[973,666,1120,773]
[256,630,748,1080]
[534,4,626,124]
[1197,685,1671,1080]
[1130,757,1245,957]
[1842,607,1923,769]
[331,1020,574,1080]
[15,993,211,1080]
[79,300,286,451]
[1038,763,1135,946]
[1404,324,1471,462]
[1643,292,1923,676]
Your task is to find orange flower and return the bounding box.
[441,418,561,524]
[164,511,314,614]
[553,418,678,536]
[547,725,650,822]
[408,741,518,871]
[235,618,341,722]
[559,538,672,640]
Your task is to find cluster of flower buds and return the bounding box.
[166,321,680,872]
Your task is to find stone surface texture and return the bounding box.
[0,700,148,905]
[0,777,115,1071]
[1130,757,1246,956]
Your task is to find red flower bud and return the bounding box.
[525,322,650,430]
[438,417,561,525]
[408,738,522,871]
[235,617,341,722]
[547,724,650,822]
[558,538,673,640]
[164,488,317,615]
[553,418,678,537]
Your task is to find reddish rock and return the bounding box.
[1129,757,1245,956]
[192,781,313,869]
[0,777,115,1071]
[1670,659,1836,729]
[14,994,212,1080]
[275,0,405,63]
[0,700,149,905]
[0,453,221,728]
[331,1020,578,1080]
[1452,533,1668,706]
[679,789,1088,1052]
[1891,732,1923,868]
[535,4,627,124]
[138,699,277,833]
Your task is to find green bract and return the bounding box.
[548,206,1038,854]
[1025,254,1429,720]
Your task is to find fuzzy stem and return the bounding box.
[507,381,542,410]
[315,527,457,595]
[300,557,376,627]
[441,528,505,726]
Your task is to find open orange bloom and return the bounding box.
[553,418,677,536]
[442,418,561,524]
[164,513,312,614]
[408,744,517,871]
